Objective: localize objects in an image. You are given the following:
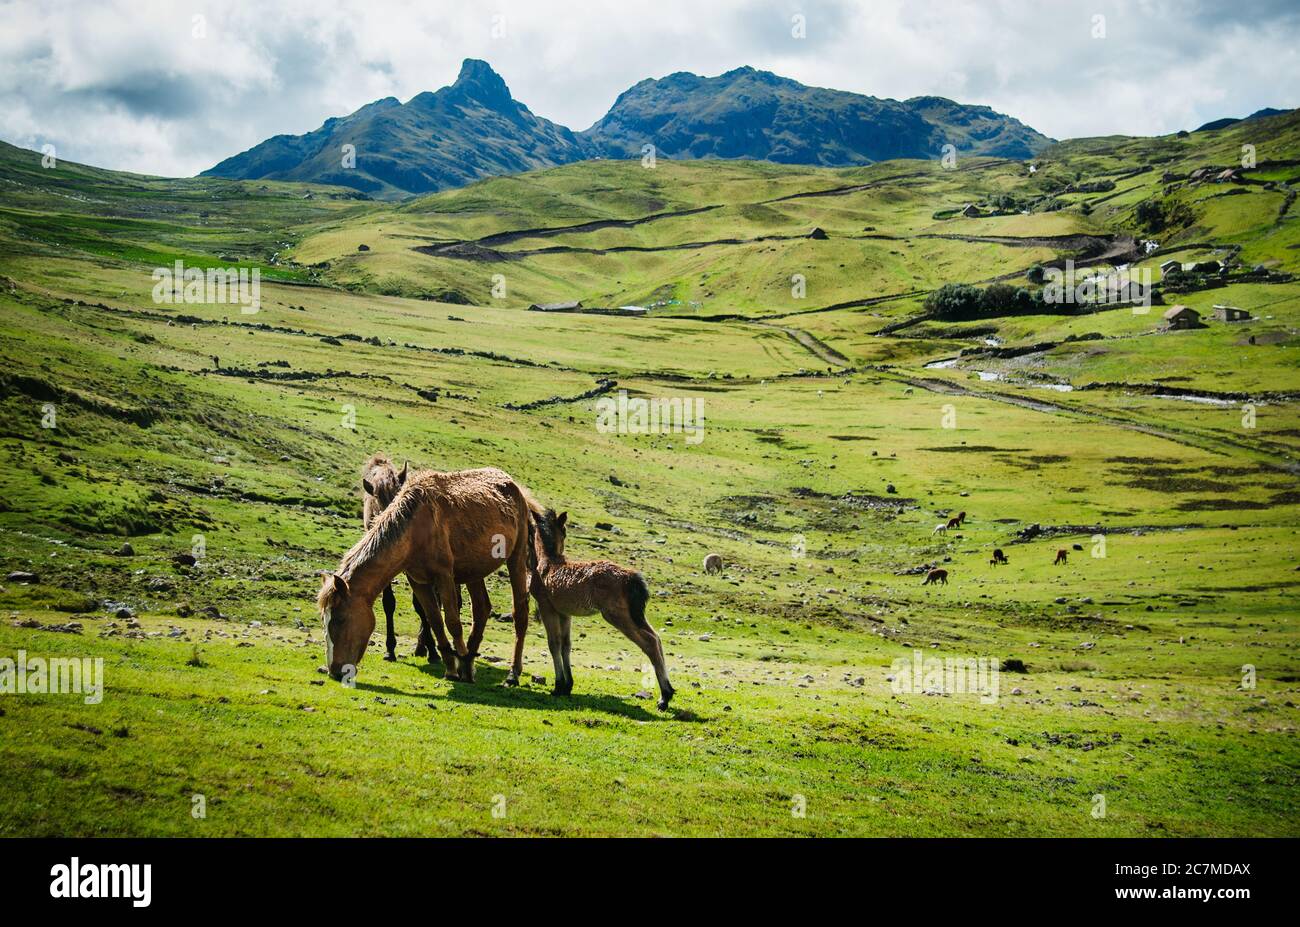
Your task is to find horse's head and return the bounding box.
[317,571,374,681]
[362,458,408,511]
[552,511,568,555]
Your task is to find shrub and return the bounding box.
[924,282,1039,321]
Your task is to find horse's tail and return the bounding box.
[627,572,651,630]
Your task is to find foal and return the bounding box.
[528,508,675,710]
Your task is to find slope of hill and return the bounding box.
[278,109,1299,317]
[1195,107,1290,132]
[583,67,1051,164]
[203,60,590,199]
[0,117,1297,837]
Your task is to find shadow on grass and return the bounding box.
[354,657,692,722]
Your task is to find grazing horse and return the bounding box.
[945,516,961,530]
[703,553,723,574]
[361,454,432,662]
[529,509,674,709]
[990,548,1009,566]
[932,522,948,535]
[954,510,967,526]
[922,568,948,585]
[318,467,535,685]
[1054,548,1068,565]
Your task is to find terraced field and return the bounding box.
[0,114,1297,836]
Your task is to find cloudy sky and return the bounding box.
[2,0,1298,178]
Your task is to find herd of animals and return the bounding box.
[317,455,674,709]
[316,454,1075,709]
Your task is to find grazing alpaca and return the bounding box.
[922,568,948,585]
[1054,548,1068,565]
[933,522,948,535]
[703,553,723,574]
[318,467,535,685]
[530,508,674,710]
[990,548,1009,566]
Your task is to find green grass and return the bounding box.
[0,120,1297,836]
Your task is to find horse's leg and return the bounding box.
[558,612,574,696]
[411,581,458,679]
[601,603,674,710]
[436,573,469,679]
[461,578,491,684]
[411,593,436,661]
[382,583,397,662]
[505,557,531,687]
[537,603,568,696]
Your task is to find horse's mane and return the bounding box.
[319,474,428,612]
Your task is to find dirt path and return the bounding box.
[751,321,852,367]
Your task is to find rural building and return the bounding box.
[1212,304,1250,322]
[960,204,981,217]
[528,301,583,312]
[1190,167,1211,181]
[1215,168,1241,183]
[1111,279,1150,303]
[808,227,829,240]
[1162,305,1202,330]
[1159,259,1180,275]
[617,305,650,315]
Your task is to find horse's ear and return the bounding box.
[362,478,375,496]
[557,511,567,526]
[332,572,350,597]
[398,461,409,485]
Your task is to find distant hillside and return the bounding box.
[203,60,590,199]
[1195,107,1291,132]
[582,67,1052,165]
[204,60,1051,199]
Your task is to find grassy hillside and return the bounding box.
[0,120,1297,836]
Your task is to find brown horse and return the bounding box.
[318,467,534,684]
[361,454,432,662]
[1054,548,1068,565]
[990,548,1009,566]
[922,568,948,585]
[528,508,674,709]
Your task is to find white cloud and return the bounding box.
[0,0,1296,177]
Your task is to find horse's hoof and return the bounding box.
[502,674,519,688]
[657,699,669,711]
[383,653,396,663]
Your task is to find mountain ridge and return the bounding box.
[204,59,1054,199]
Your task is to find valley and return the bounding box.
[0,110,1297,836]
